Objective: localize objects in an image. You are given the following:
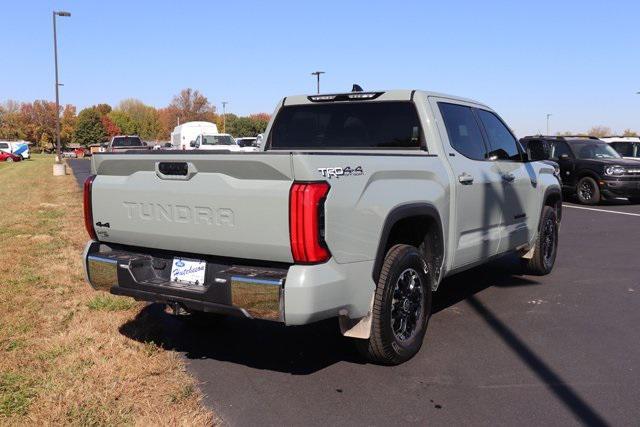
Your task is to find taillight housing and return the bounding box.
[289,182,331,264]
[84,175,98,241]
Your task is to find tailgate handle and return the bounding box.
[158,162,188,176]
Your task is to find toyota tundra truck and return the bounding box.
[82,89,562,364]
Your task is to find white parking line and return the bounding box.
[563,204,640,217]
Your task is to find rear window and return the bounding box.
[112,137,143,147]
[269,102,422,149]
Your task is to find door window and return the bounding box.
[437,103,487,160]
[476,110,521,161]
[550,141,573,160]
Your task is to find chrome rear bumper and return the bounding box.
[83,241,286,322]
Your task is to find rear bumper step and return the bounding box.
[84,241,286,322]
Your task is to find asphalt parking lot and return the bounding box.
[69,158,640,426]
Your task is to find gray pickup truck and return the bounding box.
[83,89,562,364]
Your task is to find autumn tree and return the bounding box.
[101,115,121,137]
[19,100,58,151]
[622,129,638,137]
[59,105,77,148]
[169,88,216,123]
[74,107,107,146]
[0,101,24,140]
[112,99,161,140]
[587,126,612,138]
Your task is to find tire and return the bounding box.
[5,157,13,163]
[357,244,432,365]
[523,206,558,276]
[576,176,600,205]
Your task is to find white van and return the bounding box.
[170,121,219,150]
[600,136,640,161]
[0,140,30,159]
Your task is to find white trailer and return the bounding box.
[170,121,219,150]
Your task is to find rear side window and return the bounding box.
[550,141,573,160]
[476,110,521,161]
[438,103,486,160]
[269,102,422,149]
[0,143,9,149]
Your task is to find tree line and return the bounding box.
[0,88,270,150]
[555,126,637,138]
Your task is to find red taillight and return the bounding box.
[289,182,331,264]
[83,175,97,241]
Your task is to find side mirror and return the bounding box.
[189,141,196,148]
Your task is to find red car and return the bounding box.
[0,152,21,162]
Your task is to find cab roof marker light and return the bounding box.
[347,93,377,99]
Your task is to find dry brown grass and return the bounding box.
[0,155,216,425]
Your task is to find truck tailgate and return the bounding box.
[90,153,294,263]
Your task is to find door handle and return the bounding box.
[458,173,474,185]
[501,173,515,183]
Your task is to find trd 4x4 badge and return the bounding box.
[318,166,364,179]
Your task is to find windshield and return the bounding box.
[570,142,621,160]
[201,135,235,146]
[269,102,422,149]
[112,136,143,147]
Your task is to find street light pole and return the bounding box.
[311,71,325,94]
[222,101,229,133]
[52,10,70,165]
[546,113,552,135]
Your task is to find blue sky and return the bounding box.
[1,0,639,136]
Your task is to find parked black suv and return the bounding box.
[521,136,640,204]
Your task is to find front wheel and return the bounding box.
[357,244,432,365]
[576,176,600,205]
[523,206,559,276]
[5,157,13,163]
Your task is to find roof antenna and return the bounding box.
[352,84,363,92]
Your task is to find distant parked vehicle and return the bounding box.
[235,137,258,147]
[104,135,151,153]
[0,151,22,162]
[62,151,77,158]
[0,140,30,159]
[171,121,219,150]
[522,135,640,204]
[190,134,243,151]
[600,136,640,161]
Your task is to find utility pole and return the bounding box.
[52,10,71,168]
[546,114,552,135]
[222,101,229,133]
[311,71,325,94]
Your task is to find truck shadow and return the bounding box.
[119,254,534,375]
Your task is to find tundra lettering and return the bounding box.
[122,202,234,226]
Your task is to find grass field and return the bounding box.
[0,155,214,425]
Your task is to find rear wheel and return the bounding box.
[357,244,432,365]
[523,206,558,276]
[576,176,600,205]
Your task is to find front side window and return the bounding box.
[269,102,422,149]
[0,143,9,149]
[476,110,521,161]
[438,103,487,160]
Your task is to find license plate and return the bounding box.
[170,257,206,286]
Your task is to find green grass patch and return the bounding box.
[0,372,35,417]
[87,295,135,312]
